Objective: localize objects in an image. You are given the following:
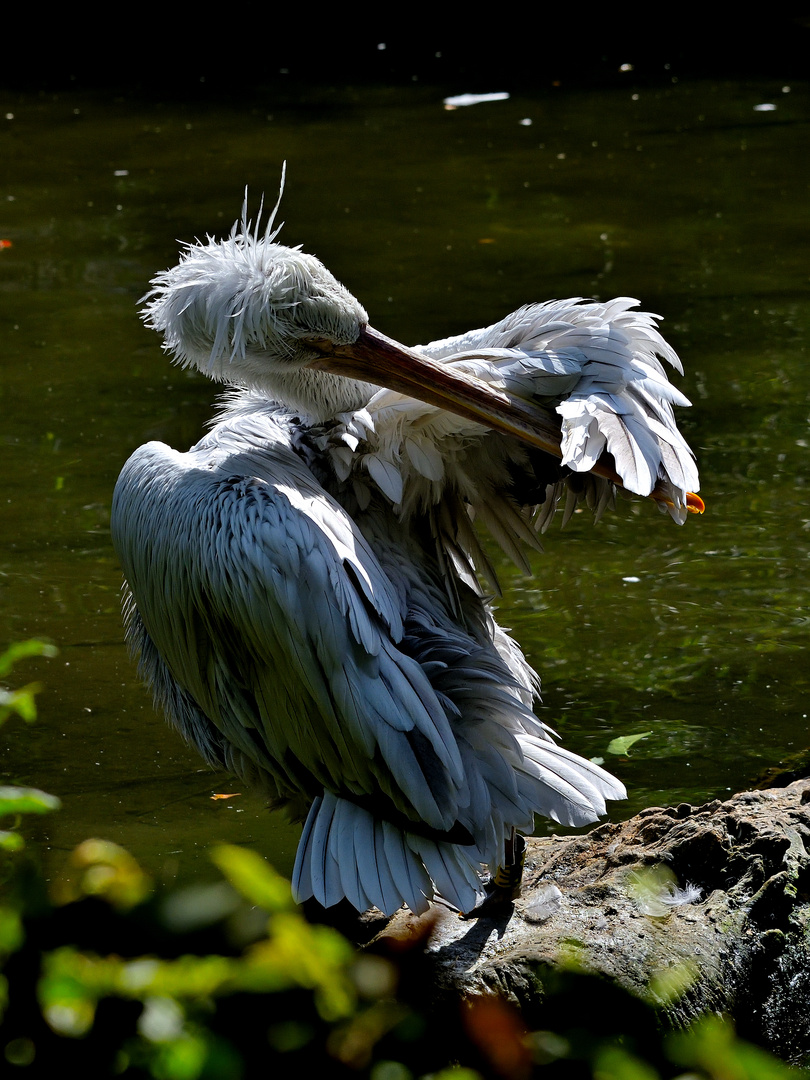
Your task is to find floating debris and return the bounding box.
[443,92,510,109]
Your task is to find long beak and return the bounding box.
[307,325,704,515]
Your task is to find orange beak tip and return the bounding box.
[686,492,705,514]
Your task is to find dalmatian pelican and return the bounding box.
[111,188,701,917]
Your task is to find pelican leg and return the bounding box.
[491,830,526,897]
[460,831,526,919]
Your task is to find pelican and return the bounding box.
[111,190,701,918]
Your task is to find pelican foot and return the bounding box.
[459,835,526,919]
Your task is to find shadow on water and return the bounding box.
[1,58,808,887]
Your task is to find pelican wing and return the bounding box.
[420,297,699,523]
[111,413,470,835]
[324,299,697,601]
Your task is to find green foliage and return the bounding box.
[0,788,61,818]
[2,839,807,1079]
[54,839,154,910]
[666,1015,800,1080]
[0,640,57,726]
[0,640,60,905]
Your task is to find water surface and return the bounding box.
[1,74,808,887]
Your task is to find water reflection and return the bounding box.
[1,74,808,887]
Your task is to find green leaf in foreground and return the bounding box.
[0,639,58,726]
[0,786,62,817]
[210,844,295,913]
[667,1014,800,1079]
[0,640,58,680]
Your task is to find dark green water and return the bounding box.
[1,75,808,888]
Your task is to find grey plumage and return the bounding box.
[111,200,700,916]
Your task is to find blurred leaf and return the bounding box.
[666,1014,800,1079]
[0,830,26,852]
[159,881,242,934]
[648,961,700,1007]
[126,954,235,999]
[0,908,24,955]
[54,839,152,910]
[38,952,100,1037]
[0,786,61,817]
[0,684,44,724]
[242,913,356,1019]
[0,640,58,679]
[142,1031,209,1080]
[428,1070,483,1080]
[0,639,57,726]
[209,844,295,913]
[594,1043,662,1080]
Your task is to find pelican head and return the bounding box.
[141,193,381,420]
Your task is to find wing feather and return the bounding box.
[111,419,470,833]
[415,296,698,534]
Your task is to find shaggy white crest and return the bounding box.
[141,180,374,419]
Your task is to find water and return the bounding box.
[1,74,808,889]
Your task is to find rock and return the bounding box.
[376,779,810,1063]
